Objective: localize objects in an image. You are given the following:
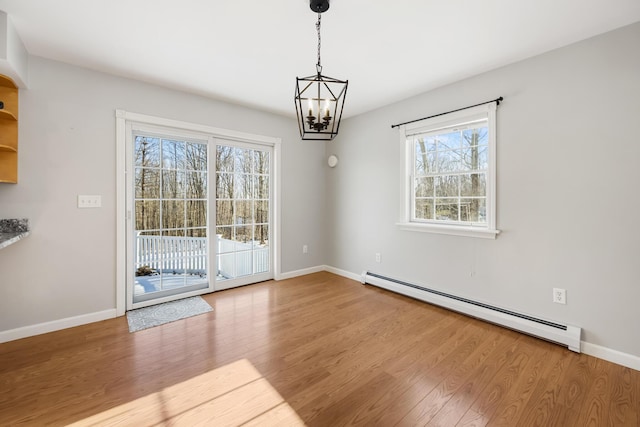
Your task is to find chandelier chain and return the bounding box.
[316,13,322,71]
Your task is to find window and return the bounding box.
[398,103,499,238]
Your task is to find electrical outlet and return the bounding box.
[375,253,381,263]
[553,288,566,304]
[303,245,308,254]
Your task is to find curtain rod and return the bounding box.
[391,96,503,129]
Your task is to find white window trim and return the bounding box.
[115,110,282,316]
[397,103,500,239]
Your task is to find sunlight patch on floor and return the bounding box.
[69,359,306,426]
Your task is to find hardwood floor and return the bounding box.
[1,272,638,426]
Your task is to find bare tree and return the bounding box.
[462,128,487,222]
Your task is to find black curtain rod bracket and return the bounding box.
[391,96,503,129]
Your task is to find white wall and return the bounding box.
[326,23,640,358]
[0,56,327,332]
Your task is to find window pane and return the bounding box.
[235,201,252,225]
[187,200,207,228]
[435,176,459,197]
[235,225,252,243]
[185,142,207,171]
[216,226,233,244]
[414,140,432,174]
[415,177,434,197]
[216,145,235,172]
[426,151,437,173]
[216,200,233,226]
[254,200,269,224]
[254,151,270,174]
[463,127,488,147]
[234,251,252,277]
[162,139,186,170]
[437,149,461,173]
[436,198,459,221]
[254,176,269,199]
[217,252,235,279]
[254,224,269,245]
[135,136,160,168]
[254,226,269,275]
[135,200,160,230]
[162,200,185,229]
[437,131,462,151]
[216,173,233,199]
[135,168,160,199]
[425,136,437,152]
[186,172,207,199]
[235,174,251,200]
[477,146,488,170]
[460,148,476,171]
[460,173,486,197]
[415,199,434,220]
[162,170,185,199]
[460,198,486,223]
[235,148,253,173]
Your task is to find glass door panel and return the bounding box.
[132,134,210,304]
[215,143,271,289]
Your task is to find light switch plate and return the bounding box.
[78,195,102,208]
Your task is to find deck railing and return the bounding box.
[217,237,269,278]
[135,234,269,278]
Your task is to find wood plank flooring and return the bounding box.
[0,272,638,426]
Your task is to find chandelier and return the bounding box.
[294,0,348,141]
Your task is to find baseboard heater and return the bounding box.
[361,271,581,353]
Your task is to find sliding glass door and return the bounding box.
[125,123,275,310]
[214,140,272,290]
[129,130,213,308]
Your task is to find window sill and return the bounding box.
[396,222,500,239]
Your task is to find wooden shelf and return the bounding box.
[0,109,17,121]
[0,77,17,88]
[0,150,17,183]
[0,118,17,151]
[0,74,18,184]
[0,145,17,152]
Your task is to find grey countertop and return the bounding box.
[0,219,30,249]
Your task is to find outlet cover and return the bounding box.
[553,288,566,304]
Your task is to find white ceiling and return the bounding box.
[1,0,639,119]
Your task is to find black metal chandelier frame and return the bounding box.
[294,0,348,141]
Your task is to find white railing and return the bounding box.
[136,235,207,273]
[217,236,270,278]
[135,234,269,278]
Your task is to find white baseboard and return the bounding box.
[324,265,640,372]
[582,341,640,372]
[323,265,363,282]
[276,265,325,280]
[0,309,117,344]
